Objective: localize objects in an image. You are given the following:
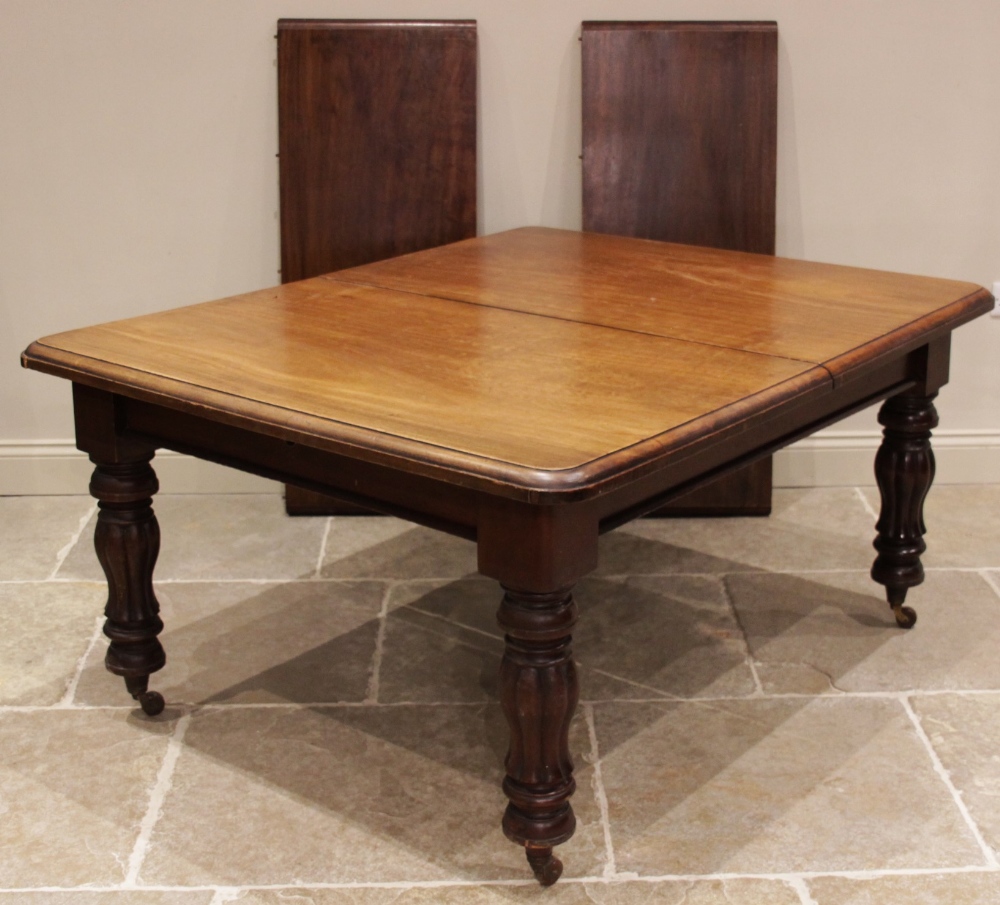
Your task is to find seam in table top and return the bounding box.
[322,274,823,369]
[323,276,991,390]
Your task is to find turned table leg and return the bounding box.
[497,586,579,886]
[90,455,166,716]
[871,391,938,628]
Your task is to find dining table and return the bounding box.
[20,226,994,885]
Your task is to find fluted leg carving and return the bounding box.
[497,586,579,886]
[90,457,166,716]
[871,392,938,628]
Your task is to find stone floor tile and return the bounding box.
[0,895,214,904]
[911,693,1000,853]
[573,576,756,700]
[380,576,755,703]
[0,709,174,887]
[808,872,1000,904]
[0,581,103,705]
[594,697,983,875]
[230,877,802,903]
[0,495,95,581]
[139,705,604,885]
[860,484,1000,568]
[320,516,479,579]
[58,494,325,581]
[597,488,875,576]
[378,579,503,703]
[728,570,1000,693]
[72,580,385,706]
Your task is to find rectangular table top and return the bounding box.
[23,228,992,494]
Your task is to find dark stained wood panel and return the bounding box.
[277,18,477,513]
[277,19,477,280]
[581,20,777,514]
[581,21,777,253]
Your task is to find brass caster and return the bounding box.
[136,690,166,716]
[526,845,563,887]
[892,603,917,629]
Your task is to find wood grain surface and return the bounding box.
[277,18,477,515]
[24,278,821,471]
[333,228,989,379]
[581,21,777,255]
[581,21,778,515]
[277,19,476,282]
[23,229,992,493]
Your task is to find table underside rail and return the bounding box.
[122,398,480,541]
[599,375,917,532]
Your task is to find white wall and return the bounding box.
[2,0,999,492]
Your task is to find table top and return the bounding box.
[23,227,992,492]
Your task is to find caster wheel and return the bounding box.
[892,604,917,629]
[137,690,165,716]
[526,847,563,887]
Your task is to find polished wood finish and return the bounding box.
[90,456,166,717]
[21,228,994,883]
[581,20,778,515]
[334,227,985,382]
[581,21,777,252]
[277,18,477,514]
[25,276,824,475]
[277,19,476,280]
[660,459,772,516]
[871,391,939,628]
[332,229,988,383]
[498,586,579,886]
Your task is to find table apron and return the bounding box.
[122,398,481,541]
[595,366,921,531]
[101,340,935,543]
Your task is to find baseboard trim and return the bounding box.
[0,441,277,495]
[1,432,998,496]
[774,429,1000,487]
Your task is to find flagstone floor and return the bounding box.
[2,485,1000,904]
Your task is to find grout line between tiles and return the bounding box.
[583,703,618,878]
[788,876,820,905]
[408,603,502,642]
[313,516,333,578]
[9,687,1000,716]
[901,695,999,868]
[57,614,104,707]
[7,864,1000,894]
[978,569,1000,600]
[719,575,765,697]
[391,618,501,662]
[124,712,192,886]
[582,665,680,699]
[16,567,1000,586]
[46,500,97,580]
[854,485,879,521]
[364,581,397,704]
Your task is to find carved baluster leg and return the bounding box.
[497,586,579,887]
[90,455,166,716]
[871,391,939,629]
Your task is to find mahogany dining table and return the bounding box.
[21,227,994,884]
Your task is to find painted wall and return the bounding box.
[2,0,999,489]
